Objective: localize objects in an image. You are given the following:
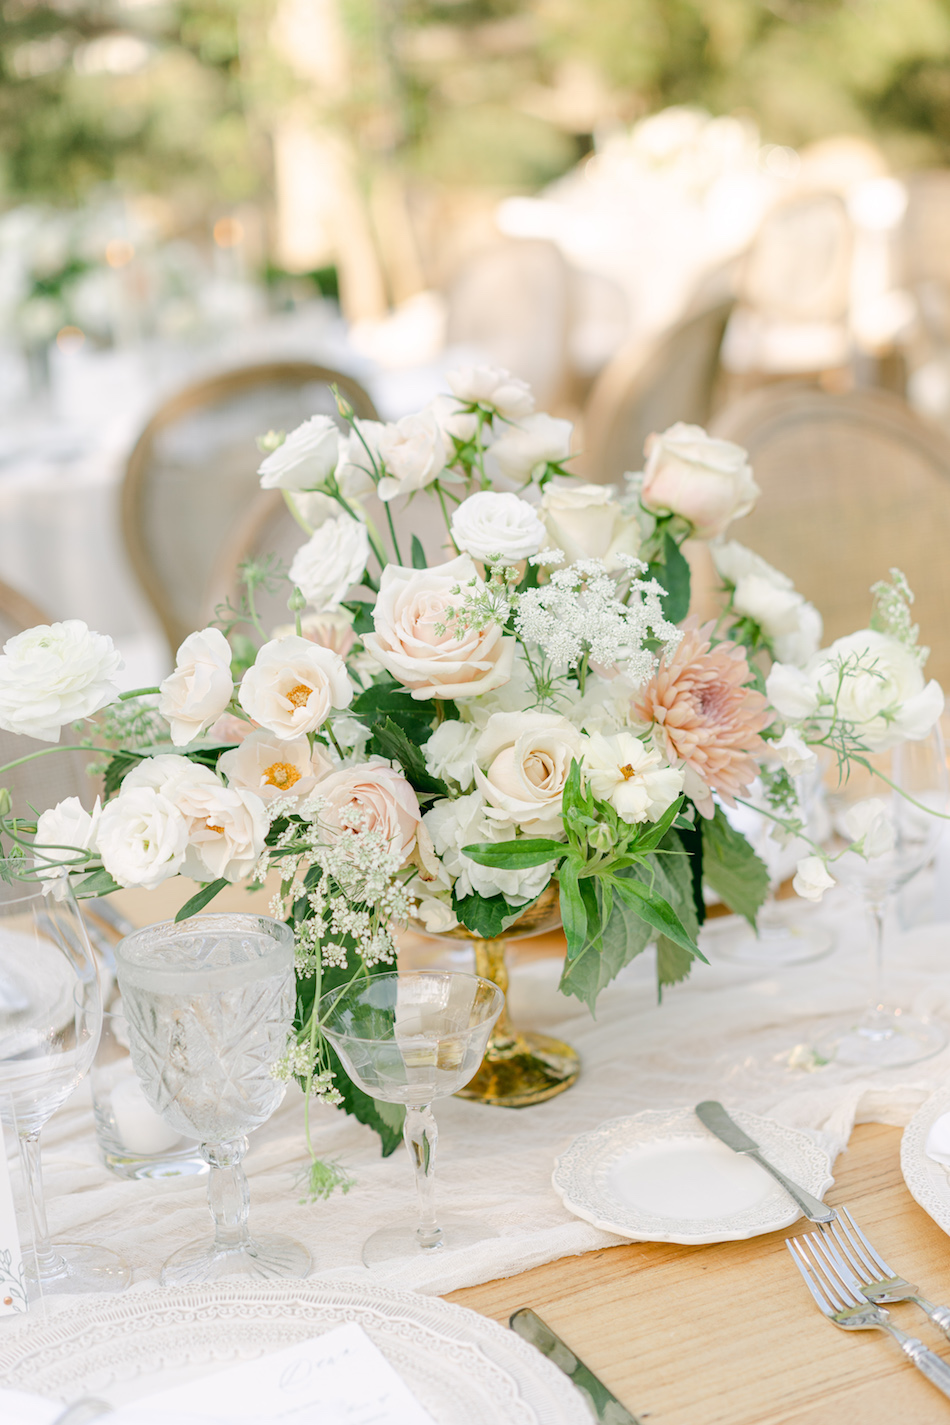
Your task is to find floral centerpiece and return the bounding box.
[0,367,943,1184]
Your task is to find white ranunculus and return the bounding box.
[793,855,836,902]
[446,365,534,420]
[239,636,352,739]
[423,790,554,903]
[258,415,341,492]
[219,730,332,804]
[541,481,640,571]
[97,787,189,890]
[772,728,818,776]
[335,421,385,501]
[423,720,481,790]
[34,796,101,890]
[583,732,684,823]
[288,517,370,612]
[363,555,515,701]
[0,620,121,742]
[158,627,234,747]
[491,414,573,485]
[376,410,447,502]
[473,711,587,835]
[842,797,896,859]
[450,491,545,563]
[640,423,760,540]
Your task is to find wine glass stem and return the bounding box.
[203,1137,253,1253]
[404,1104,441,1249]
[869,899,888,1014]
[19,1129,61,1278]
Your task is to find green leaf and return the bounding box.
[342,599,375,637]
[351,678,437,743]
[462,837,565,869]
[656,934,696,996]
[646,531,691,624]
[613,876,698,956]
[371,719,448,797]
[559,877,653,1011]
[558,860,587,959]
[410,535,428,570]
[71,868,122,898]
[701,806,769,928]
[103,749,145,799]
[452,888,541,939]
[672,819,706,928]
[174,878,229,921]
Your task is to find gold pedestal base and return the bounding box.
[455,1028,580,1108]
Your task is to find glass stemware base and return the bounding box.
[362,1215,498,1268]
[28,1242,131,1295]
[161,1233,311,1287]
[815,1009,947,1069]
[715,904,835,968]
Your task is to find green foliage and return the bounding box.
[295,1157,356,1205]
[369,718,448,798]
[71,867,122,898]
[175,877,229,921]
[410,535,428,570]
[102,749,145,799]
[351,679,438,745]
[701,806,769,928]
[646,532,692,626]
[452,887,540,939]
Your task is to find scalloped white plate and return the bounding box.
[901,1085,950,1234]
[553,1107,834,1245]
[0,1282,590,1425]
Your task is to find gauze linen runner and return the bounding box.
[10,889,950,1302]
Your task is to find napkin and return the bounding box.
[0,1388,64,1424]
[925,1112,950,1165]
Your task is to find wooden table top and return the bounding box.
[108,882,950,1424]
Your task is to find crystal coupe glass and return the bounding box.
[319,970,504,1266]
[115,913,311,1285]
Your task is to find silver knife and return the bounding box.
[510,1308,643,1424]
[695,1100,835,1224]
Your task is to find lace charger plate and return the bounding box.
[0,1281,590,1425]
[901,1084,950,1234]
[553,1106,834,1244]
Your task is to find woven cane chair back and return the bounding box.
[740,193,853,322]
[711,385,950,689]
[121,362,378,656]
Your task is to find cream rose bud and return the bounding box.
[257,415,341,492]
[0,620,122,743]
[541,481,640,570]
[474,711,587,835]
[97,787,189,890]
[239,636,352,739]
[423,790,554,904]
[312,758,422,864]
[842,797,896,859]
[583,732,684,823]
[423,720,481,790]
[219,730,332,804]
[446,365,534,420]
[491,414,573,485]
[34,795,101,890]
[158,627,234,747]
[793,855,836,902]
[641,423,760,540]
[772,728,818,777]
[363,555,515,701]
[450,491,545,563]
[288,517,370,613]
[376,410,447,502]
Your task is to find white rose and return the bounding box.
[175,776,269,883]
[97,787,189,890]
[491,414,573,485]
[258,415,341,492]
[123,752,217,798]
[336,421,385,500]
[473,711,587,835]
[423,790,554,903]
[0,620,121,742]
[219,729,332,804]
[427,393,479,445]
[766,663,820,721]
[158,628,234,748]
[583,732,684,823]
[772,728,818,776]
[34,796,101,890]
[450,491,545,563]
[377,410,447,502]
[446,365,534,420]
[541,481,640,570]
[363,555,515,701]
[311,758,422,864]
[239,636,352,739]
[640,423,760,540]
[423,720,481,790]
[288,517,370,612]
[793,855,836,902]
[842,797,896,859]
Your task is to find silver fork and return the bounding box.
[821,1206,950,1338]
[786,1230,950,1399]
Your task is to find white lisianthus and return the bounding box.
[491,414,573,485]
[0,620,121,742]
[473,711,587,835]
[639,423,760,540]
[772,728,818,776]
[446,365,534,420]
[583,732,684,823]
[450,491,545,563]
[714,541,823,667]
[288,517,370,612]
[97,787,189,890]
[219,730,332,804]
[540,481,640,571]
[34,796,101,890]
[423,720,481,790]
[793,855,836,902]
[423,790,554,904]
[239,636,352,739]
[427,393,480,446]
[258,415,341,492]
[376,410,447,501]
[335,421,385,500]
[158,628,234,747]
[842,797,896,859]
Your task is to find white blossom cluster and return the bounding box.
[272,1044,343,1105]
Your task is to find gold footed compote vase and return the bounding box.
[413,886,580,1108]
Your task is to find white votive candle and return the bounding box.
[110,1076,185,1155]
